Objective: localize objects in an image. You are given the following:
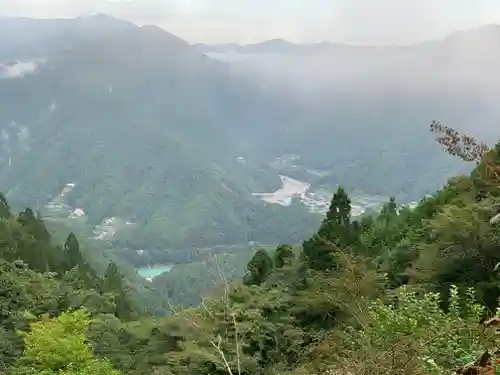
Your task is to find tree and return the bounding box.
[243,249,273,286]
[380,196,397,220]
[273,245,295,268]
[17,208,51,244]
[102,262,125,295]
[63,233,83,271]
[302,234,339,271]
[325,187,351,226]
[0,192,10,219]
[102,262,136,320]
[332,286,484,375]
[495,140,500,163]
[414,201,500,310]
[14,309,120,375]
[302,187,357,270]
[319,187,355,248]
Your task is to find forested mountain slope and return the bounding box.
[4,16,500,259]
[0,15,319,254]
[2,125,500,375]
[199,25,500,199]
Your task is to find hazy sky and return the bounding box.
[2,0,500,44]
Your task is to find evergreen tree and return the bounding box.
[302,234,338,271]
[102,262,125,294]
[325,187,351,226]
[494,140,500,167]
[79,262,101,290]
[17,208,51,246]
[318,187,353,246]
[303,187,356,270]
[243,249,273,286]
[387,196,397,216]
[273,244,295,268]
[379,196,398,222]
[0,193,10,219]
[63,233,83,271]
[102,262,135,320]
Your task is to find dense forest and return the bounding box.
[2,123,500,375]
[6,16,500,257]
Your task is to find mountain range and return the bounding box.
[197,24,500,194]
[0,14,319,263]
[1,15,500,267]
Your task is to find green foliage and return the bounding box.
[2,132,500,375]
[63,232,83,272]
[243,249,273,286]
[364,286,483,372]
[102,263,125,294]
[273,245,295,268]
[0,192,11,219]
[14,309,120,375]
[0,194,138,371]
[306,285,485,375]
[302,187,359,271]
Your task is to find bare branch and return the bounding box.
[232,314,242,375]
[167,256,243,375]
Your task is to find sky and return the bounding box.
[2,0,500,44]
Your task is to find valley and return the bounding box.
[1,14,500,308]
[3,6,500,375]
[39,164,389,283]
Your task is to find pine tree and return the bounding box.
[63,233,83,271]
[243,249,273,286]
[302,187,357,270]
[302,234,338,271]
[495,140,500,164]
[0,193,10,219]
[273,244,295,268]
[102,262,125,294]
[325,187,351,226]
[102,262,135,319]
[319,187,354,248]
[17,208,51,244]
[75,262,101,290]
[380,196,398,221]
[387,196,397,216]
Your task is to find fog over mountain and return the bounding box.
[197,24,500,189]
[1,15,500,268]
[5,6,500,375]
[197,24,500,98]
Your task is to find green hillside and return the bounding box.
[5,16,500,264]
[0,16,320,256]
[2,125,500,375]
[5,15,500,271]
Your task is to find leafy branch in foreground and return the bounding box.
[430,119,500,201]
[430,120,489,163]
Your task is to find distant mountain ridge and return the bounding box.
[2,14,500,268]
[196,24,500,54]
[0,14,320,259]
[196,21,500,203]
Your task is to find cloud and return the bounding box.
[2,0,500,44]
[0,61,42,79]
